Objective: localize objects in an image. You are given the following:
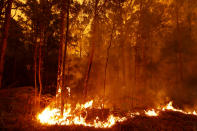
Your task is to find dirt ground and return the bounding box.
[0,87,197,131]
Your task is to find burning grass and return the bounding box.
[37,100,127,128]
[37,99,197,129]
[1,86,197,130]
[36,87,197,129]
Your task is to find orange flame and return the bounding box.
[145,109,159,116]
[37,100,127,128]
[160,101,197,116]
[37,100,197,128]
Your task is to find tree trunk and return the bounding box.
[175,4,183,89]
[83,0,99,99]
[58,0,70,116]
[61,0,70,116]
[38,28,44,107]
[103,23,115,108]
[34,28,38,106]
[0,0,13,89]
[57,3,66,114]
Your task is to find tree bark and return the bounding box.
[0,0,13,89]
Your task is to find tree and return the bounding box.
[56,0,70,116]
[103,22,115,108]
[83,0,99,99]
[0,0,13,88]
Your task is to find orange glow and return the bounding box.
[145,109,159,116]
[37,100,197,128]
[37,100,127,128]
[159,101,197,116]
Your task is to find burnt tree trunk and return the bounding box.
[0,0,13,89]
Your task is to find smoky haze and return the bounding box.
[72,0,197,111]
[1,0,197,111]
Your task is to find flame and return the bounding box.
[37,98,197,128]
[66,87,71,96]
[56,88,61,97]
[83,100,93,108]
[193,111,197,115]
[37,100,127,128]
[161,101,175,111]
[145,109,159,116]
[160,101,197,116]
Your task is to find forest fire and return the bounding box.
[1,0,197,130]
[160,101,197,116]
[37,99,197,128]
[144,101,197,117]
[37,100,127,128]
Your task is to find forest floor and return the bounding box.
[0,86,197,131]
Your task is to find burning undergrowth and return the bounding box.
[37,88,197,128]
[37,100,127,128]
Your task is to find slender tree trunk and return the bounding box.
[59,0,70,116]
[61,0,70,116]
[56,36,62,107]
[175,4,183,89]
[103,23,115,108]
[133,45,138,109]
[128,47,134,109]
[34,29,38,106]
[57,6,66,115]
[0,0,13,89]
[38,26,44,108]
[83,0,99,99]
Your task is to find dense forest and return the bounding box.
[0,0,197,129]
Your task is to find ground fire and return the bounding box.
[36,87,197,128]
